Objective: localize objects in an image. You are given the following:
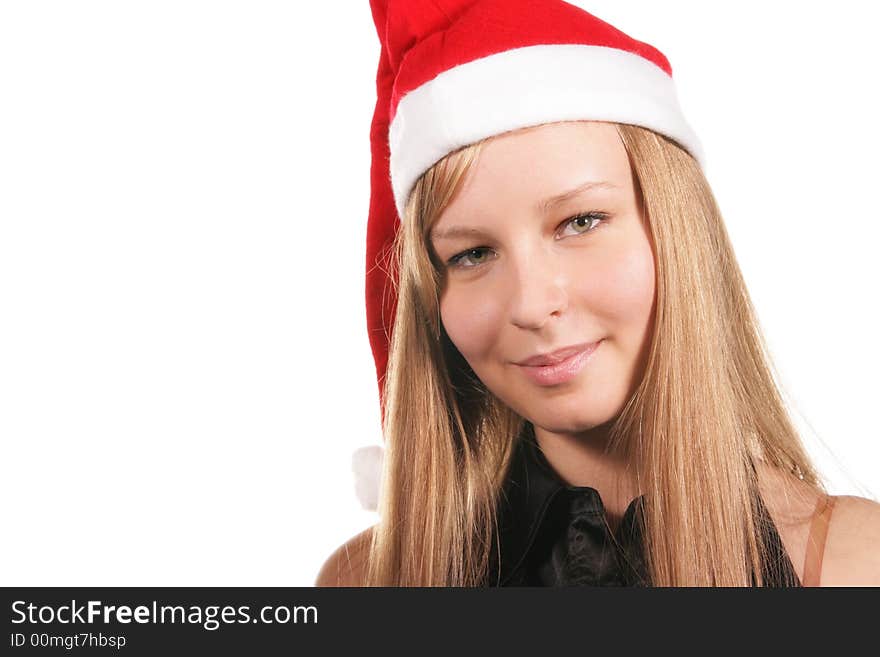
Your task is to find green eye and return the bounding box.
[562,212,608,236]
[448,247,491,269]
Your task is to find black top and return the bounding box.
[487,425,802,587]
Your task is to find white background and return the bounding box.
[0,1,876,586]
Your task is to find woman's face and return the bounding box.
[430,121,656,435]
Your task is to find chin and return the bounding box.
[532,417,608,436]
[525,404,614,435]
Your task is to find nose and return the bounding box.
[508,244,568,330]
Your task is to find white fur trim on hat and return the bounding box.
[389,43,705,219]
[352,445,384,512]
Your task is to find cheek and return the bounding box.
[580,231,656,339]
[439,286,505,363]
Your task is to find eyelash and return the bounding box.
[445,211,609,270]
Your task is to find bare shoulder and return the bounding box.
[821,495,880,586]
[755,461,880,585]
[314,526,375,587]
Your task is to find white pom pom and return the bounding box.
[352,445,384,512]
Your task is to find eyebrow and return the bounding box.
[537,179,618,214]
[430,179,618,242]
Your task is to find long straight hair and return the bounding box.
[364,122,826,586]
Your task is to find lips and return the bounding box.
[516,340,603,367]
[515,340,603,386]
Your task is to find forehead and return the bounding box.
[437,121,631,224]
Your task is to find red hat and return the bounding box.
[366,0,705,423]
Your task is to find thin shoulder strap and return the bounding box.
[801,495,836,587]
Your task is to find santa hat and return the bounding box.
[360,0,705,511]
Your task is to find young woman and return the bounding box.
[317,0,880,587]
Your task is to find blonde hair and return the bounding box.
[364,121,827,586]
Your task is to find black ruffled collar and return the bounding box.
[491,426,649,586]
